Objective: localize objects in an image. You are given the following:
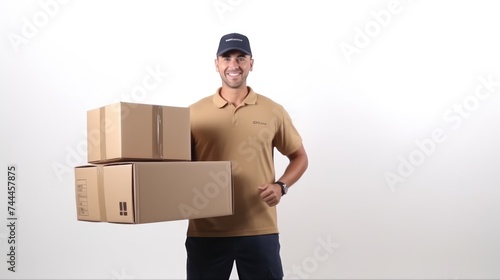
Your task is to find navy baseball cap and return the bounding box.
[216,33,252,57]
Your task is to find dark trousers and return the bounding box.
[185,234,283,280]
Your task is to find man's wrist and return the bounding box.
[275,181,288,196]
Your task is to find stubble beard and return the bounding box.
[221,70,248,89]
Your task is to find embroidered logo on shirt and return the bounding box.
[253,121,267,125]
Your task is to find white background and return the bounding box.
[1,0,500,279]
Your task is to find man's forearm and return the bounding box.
[277,144,308,188]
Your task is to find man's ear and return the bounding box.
[215,58,219,72]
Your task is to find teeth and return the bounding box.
[228,73,240,76]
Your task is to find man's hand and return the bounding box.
[258,183,282,207]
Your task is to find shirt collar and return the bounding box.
[212,87,258,108]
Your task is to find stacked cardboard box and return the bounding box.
[74,102,233,224]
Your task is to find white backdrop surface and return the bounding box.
[1,0,500,279]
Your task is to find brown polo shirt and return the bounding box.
[187,87,302,237]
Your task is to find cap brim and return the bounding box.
[217,47,252,56]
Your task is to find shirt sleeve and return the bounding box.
[273,105,303,156]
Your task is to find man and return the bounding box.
[186,32,308,280]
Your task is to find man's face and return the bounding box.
[215,50,253,89]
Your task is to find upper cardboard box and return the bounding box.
[87,102,191,163]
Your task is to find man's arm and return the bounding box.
[258,143,309,207]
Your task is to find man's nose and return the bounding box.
[228,58,239,67]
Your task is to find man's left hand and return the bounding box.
[257,183,282,207]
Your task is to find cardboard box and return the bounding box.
[74,165,107,222]
[87,102,191,163]
[74,161,233,223]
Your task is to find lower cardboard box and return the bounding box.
[75,165,106,222]
[74,161,233,223]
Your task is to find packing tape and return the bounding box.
[97,165,107,221]
[153,105,164,159]
[99,106,107,160]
